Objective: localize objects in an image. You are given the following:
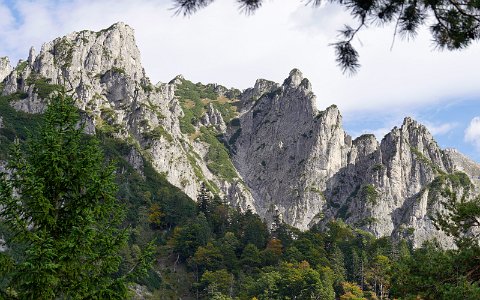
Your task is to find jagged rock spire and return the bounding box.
[0,57,12,82]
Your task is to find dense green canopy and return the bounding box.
[0,93,152,299]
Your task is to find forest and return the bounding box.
[0,90,478,299]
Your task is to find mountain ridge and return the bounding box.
[1,22,479,248]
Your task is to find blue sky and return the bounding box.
[342,97,480,162]
[1,0,479,162]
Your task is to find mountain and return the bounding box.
[1,22,479,248]
[227,69,480,248]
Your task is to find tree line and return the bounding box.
[0,92,478,298]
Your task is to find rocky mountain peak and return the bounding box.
[323,105,342,125]
[265,69,317,118]
[1,21,151,113]
[0,23,254,211]
[402,117,430,135]
[283,68,313,93]
[401,117,435,142]
[2,23,478,249]
[27,47,36,65]
[253,78,279,96]
[169,74,185,85]
[230,70,349,229]
[0,57,12,82]
[284,68,303,87]
[32,21,144,86]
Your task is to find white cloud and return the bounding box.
[465,117,480,151]
[348,127,390,141]
[369,127,391,140]
[0,0,479,119]
[423,121,458,136]
[0,4,14,28]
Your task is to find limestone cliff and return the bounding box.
[0,22,255,210]
[0,57,12,82]
[229,69,350,229]
[1,23,478,247]
[230,70,480,246]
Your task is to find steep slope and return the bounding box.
[231,70,480,247]
[1,23,479,248]
[0,57,12,82]
[0,22,254,211]
[229,69,350,229]
[321,118,477,248]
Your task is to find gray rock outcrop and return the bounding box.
[0,57,12,82]
[1,23,478,248]
[229,69,480,247]
[229,69,349,229]
[0,22,255,209]
[201,103,227,132]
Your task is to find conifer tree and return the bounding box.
[197,182,211,214]
[0,92,147,299]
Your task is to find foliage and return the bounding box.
[199,269,234,297]
[26,75,63,99]
[192,241,224,272]
[15,61,28,73]
[211,100,237,123]
[434,194,480,247]
[391,241,480,299]
[169,213,212,260]
[176,78,218,102]
[364,255,391,298]
[361,184,379,206]
[175,79,215,134]
[390,178,480,300]
[143,125,174,142]
[148,203,165,229]
[98,133,196,228]
[0,76,478,299]
[175,78,238,133]
[199,126,238,181]
[428,171,472,204]
[172,0,480,74]
[0,93,43,159]
[0,93,145,298]
[157,183,413,299]
[340,282,370,300]
[246,261,336,300]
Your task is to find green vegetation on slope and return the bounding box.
[175,78,238,134]
[25,74,63,99]
[0,93,150,299]
[0,92,43,159]
[1,81,479,299]
[199,126,238,181]
[361,184,379,206]
[0,90,196,298]
[174,78,240,182]
[427,171,472,205]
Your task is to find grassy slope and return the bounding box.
[175,79,240,183]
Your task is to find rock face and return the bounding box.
[229,70,480,247]
[230,70,480,246]
[230,69,350,229]
[1,23,479,247]
[201,103,227,133]
[0,22,255,209]
[0,57,12,82]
